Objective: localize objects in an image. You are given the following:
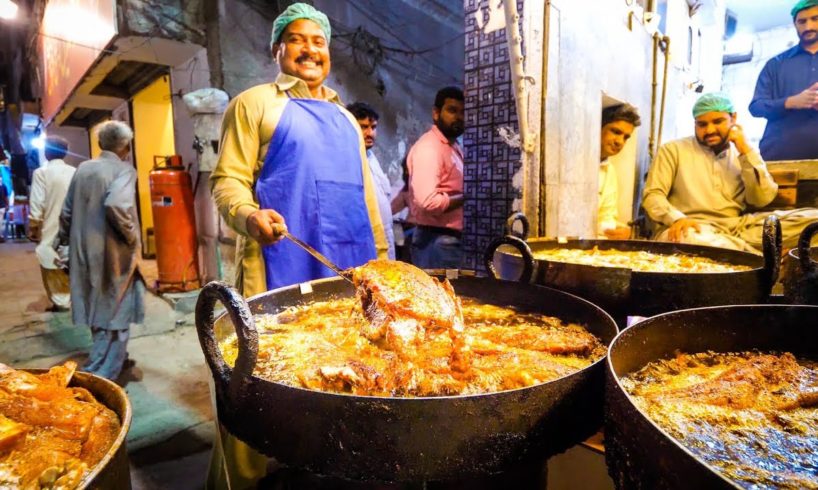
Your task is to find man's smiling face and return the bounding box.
[273,19,330,91]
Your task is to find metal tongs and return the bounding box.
[281,230,354,284]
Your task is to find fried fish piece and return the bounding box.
[641,353,801,409]
[352,260,465,350]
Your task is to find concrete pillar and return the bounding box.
[182,89,229,283]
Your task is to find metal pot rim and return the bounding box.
[787,245,818,260]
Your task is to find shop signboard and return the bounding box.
[40,0,116,123]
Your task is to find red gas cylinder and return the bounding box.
[149,155,200,292]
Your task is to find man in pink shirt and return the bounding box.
[407,86,465,269]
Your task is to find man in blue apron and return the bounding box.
[208,4,388,487]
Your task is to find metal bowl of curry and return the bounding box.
[0,362,132,489]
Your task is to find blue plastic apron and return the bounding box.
[255,98,377,290]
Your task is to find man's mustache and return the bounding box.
[801,30,818,37]
[295,54,322,64]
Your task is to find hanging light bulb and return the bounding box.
[0,0,18,20]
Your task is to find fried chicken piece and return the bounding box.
[80,407,121,466]
[351,260,465,351]
[0,388,98,441]
[0,362,77,403]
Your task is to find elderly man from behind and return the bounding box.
[407,86,465,269]
[28,136,75,311]
[208,4,387,488]
[55,121,144,380]
[598,104,641,239]
[643,93,818,252]
[749,0,818,161]
[347,101,395,258]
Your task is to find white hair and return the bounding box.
[97,120,134,152]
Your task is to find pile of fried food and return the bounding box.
[530,247,752,273]
[220,259,606,397]
[0,361,121,489]
[622,351,818,489]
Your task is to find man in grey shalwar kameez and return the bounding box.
[55,121,145,380]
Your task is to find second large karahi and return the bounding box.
[622,351,818,489]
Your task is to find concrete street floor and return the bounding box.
[0,240,214,489]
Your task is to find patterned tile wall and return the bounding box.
[461,0,523,272]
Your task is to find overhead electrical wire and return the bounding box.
[342,0,462,83]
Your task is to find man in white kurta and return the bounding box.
[28,137,75,310]
[643,93,818,252]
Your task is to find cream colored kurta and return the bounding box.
[210,73,387,297]
[643,136,778,226]
[643,136,818,251]
[598,160,620,236]
[28,159,75,269]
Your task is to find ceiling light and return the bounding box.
[0,0,18,20]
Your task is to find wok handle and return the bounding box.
[761,214,782,294]
[797,221,818,275]
[484,235,534,283]
[195,281,258,400]
[504,212,530,240]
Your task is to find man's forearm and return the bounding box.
[738,152,778,207]
[28,219,42,242]
[749,97,788,120]
[643,192,686,227]
[210,174,259,236]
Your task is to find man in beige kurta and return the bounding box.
[643,93,818,253]
[206,5,386,489]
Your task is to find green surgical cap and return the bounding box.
[270,3,331,49]
[792,0,818,18]
[692,93,735,118]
